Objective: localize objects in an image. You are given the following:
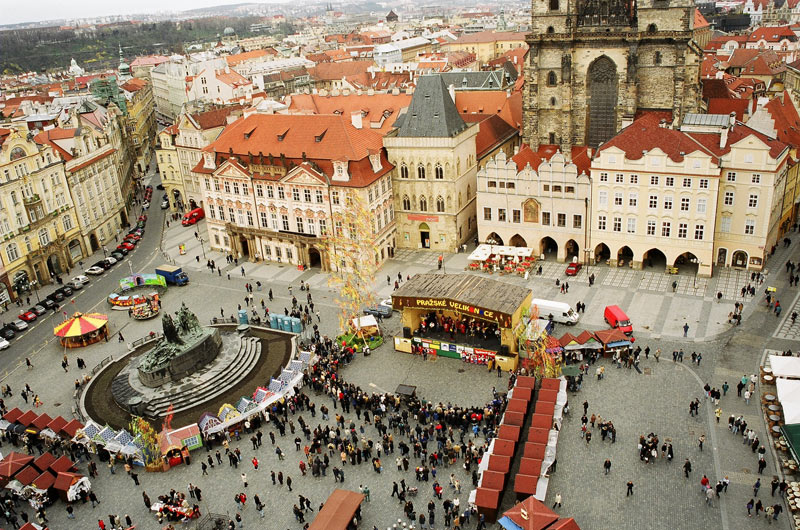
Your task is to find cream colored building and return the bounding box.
[155,124,181,212]
[445,31,527,65]
[476,148,591,261]
[0,127,82,299]
[151,56,226,122]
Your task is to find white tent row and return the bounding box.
[769,355,800,379]
[775,377,800,424]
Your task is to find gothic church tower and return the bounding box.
[523,0,702,154]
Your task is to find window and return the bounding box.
[678,223,687,238]
[267,185,274,198]
[436,196,445,212]
[600,172,608,182]
[256,184,263,197]
[654,51,662,64]
[316,190,323,203]
[308,219,316,234]
[613,217,622,232]
[724,191,734,206]
[549,0,559,9]
[232,182,240,195]
[663,196,673,210]
[6,243,18,262]
[542,212,551,225]
[292,188,300,201]
[647,220,656,235]
[697,198,706,214]
[319,219,327,235]
[260,212,268,227]
[400,164,408,179]
[599,191,608,206]
[417,165,426,179]
[565,186,574,193]
[682,178,692,188]
[597,215,606,230]
[649,195,658,209]
[332,191,339,205]
[726,171,736,182]
[271,213,278,230]
[680,197,690,211]
[547,71,557,86]
[699,179,708,189]
[435,164,443,180]
[204,178,211,191]
[228,208,236,223]
[499,208,507,222]
[403,196,411,210]
[419,196,428,211]
[62,215,73,231]
[304,189,311,202]
[627,218,636,233]
[513,209,521,223]
[573,214,582,228]
[218,205,225,220]
[242,184,249,196]
[745,219,755,235]
[296,217,304,233]
[557,213,566,227]
[752,173,761,184]
[613,192,623,206]
[224,181,231,193]
[650,175,659,186]
[694,224,704,240]
[483,207,492,221]
[629,193,638,207]
[488,181,497,189]
[665,177,674,187]
[281,214,290,231]
[543,184,550,192]
[720,215,731,233]
[615,173,624,183]
[661,221,671,237]
[629,174,638,184]
[277,186,285,199]
[748,194,758,208]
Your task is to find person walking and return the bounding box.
[683,322,689,337]
[698,434,706,451]
[552,493,562,508]
[683,458,692,478]
[603,459,612,475]
[626,481,634,496]
[754,478,761,496]
[241,472,248,488]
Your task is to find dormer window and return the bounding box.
[369,153,382,173]
[203,152,216,170]
[277,129,289,141]
[315,130,327,143]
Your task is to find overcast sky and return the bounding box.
[6,0,281,26]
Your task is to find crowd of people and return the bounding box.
[416,311,501,346]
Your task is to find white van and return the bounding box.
[531,298,580,325]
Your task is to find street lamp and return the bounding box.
[102,246,107,258]
[198,236,207,259]
[29,280,40,304]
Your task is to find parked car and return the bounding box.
[110,251,125,262]
[114,246,129,255]
[604,305,633,335]
[40,299,56,310]
[85,266,105,275]
[379,299,394,311]
[72,275,90,285]
[56,286,73,297]
[363,305,392,318]
[129,228,144,236]
[117,242,135,251]
[10,320,28,331]
[65,280,83,290]
[30,306,46,316]
[93,260,112,270]
[18,311,37,323]
[161,199,170,209]
[142,201,150,210]
[46,292,64,303]
[0,326,15,340]
[136,221,146,229]
[0,338,9,350]
[182,208,205,226]
[104,257,117,266]
[565,262,582,276]
[125,234,141,242]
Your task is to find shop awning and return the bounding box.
[781,423,800,463]
[308,489,365,530]
[593,328,629,346]
[769,355,800,378]
[776,378,800,424]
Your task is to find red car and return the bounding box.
[138,215,147,222]
[565,262,583,276]
[117,242,135,251]
[124,234,141,242]
[18,311,37,322]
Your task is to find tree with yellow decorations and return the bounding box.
[513,303,561,378]
[129,416,163,470]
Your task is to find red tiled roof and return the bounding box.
[762,91,800,148]
[695,9,710,29]
[308,61,373,81]
[225,49,269,66]
[686,121,788,160]
[215,69,251,87]
[462,113,518,158]
[748,25,797,42]
[130,55,170,67]
[120,78,148,92]
[511,144,592,175]
[189,104,244,130]
[68,148,116,173]
[286,93,412,135]
[708,98,750,121]
[725,49,786,76]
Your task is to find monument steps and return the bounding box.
[142,336,262,417]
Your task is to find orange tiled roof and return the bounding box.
[694,9,710,29]
[308,61,374,81]
[286,92,412,134]
[225,49,269,66]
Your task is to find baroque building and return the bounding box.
[524,0,703,153]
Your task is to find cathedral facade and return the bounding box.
[523,0,703,153]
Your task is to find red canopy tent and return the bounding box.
[480,469,507,491]
[506,398,529,415]
[499,495,561,529]
[486,454,512,473]
[493,438,516,457]
[16,410,38,427]
[503,411,525,427]
[535,400,555,416]
[537,389,558,403]
[475,487,502,523]
[513,474,539,499]
[31,470,56,490]
[523,442,546,460]
[61,419,84,438]
[530,413,552,430]
[516,376,537,389]
[512,386,533,402]
[31,413,53,431]
[308,489,365,530]
[49,455,76,474]
[46,416,67,434]
[2,408,23,423]
[52,471,84,502]
[33,453,56,472]
[540,378,561,390]
[518,457,543,476]
[527,427,550,444]
[497,424,521,442]
[14,465,39,486]
[549,518,581,529]
[0,453,34,478]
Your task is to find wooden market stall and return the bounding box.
[309,489,365,530]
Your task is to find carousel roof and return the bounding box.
[53,312,108,338]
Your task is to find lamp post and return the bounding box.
[199,236,207,259]
[29,280,40,304]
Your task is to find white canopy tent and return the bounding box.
[775,378,800,424]
[769,355,800,379]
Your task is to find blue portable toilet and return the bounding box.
[238,309,249,325]
[290,317,302,333]
[278,316,289,331]
[270,313,279,329]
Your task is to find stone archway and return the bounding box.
[674,251,700,274]
[565,239,580,262]
[239,236,250,258]
[89,233,100,252]
[586,55,619,148]
[540,237,558,259]
[69,239,83,262]
[594,243,610,263]
[509,234,527,247]
[732,250,748,268]
[308,247,322,268]
[643,248,667,270]
[717,248,728,267]
[486,232,503,245]
[46,254,62,276]
[617,246,634,267]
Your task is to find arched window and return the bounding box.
[549,0,559,10]
[550,97,557,106]
[654,51,662,65]
[24,236,32,252]
[647,24,657,33]
[400,164,408,179]
[417,164,426,179]
[547,71,557,86]
[467,185,471,197]
[402,195,411,210]
[547,26,555,34]
[5,243,19,262]
[436,196,445,212]
[38,228,49,246]
[419,196,427,211]
[435,164,444,179]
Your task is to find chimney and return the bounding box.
[225,65,231,74]
[351,110,363,129]
[729,112,736,129]
[720,126,729,149]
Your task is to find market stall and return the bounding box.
[131,294,161,320]
[392,274,532,369]
[467,244,536,276]
[53,312,109,348]
[309,489,365,530]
